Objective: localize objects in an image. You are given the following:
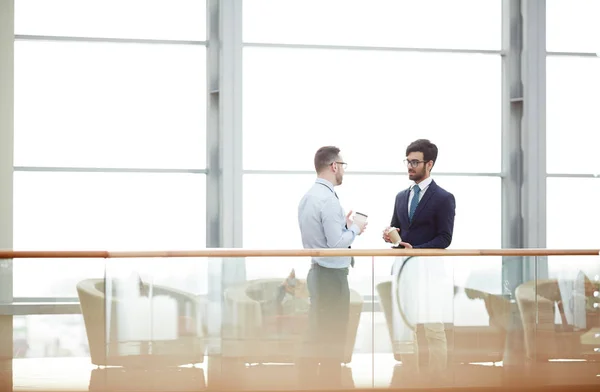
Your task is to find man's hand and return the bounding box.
[347,210,367,234]
[357,221,368,235]
[398,241,413,249]
[345,210,353,230]
[382,226,399,243]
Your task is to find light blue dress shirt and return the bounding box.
[298,178,360,269]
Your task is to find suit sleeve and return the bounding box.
[413,193,456,249]
[390,193,401,228]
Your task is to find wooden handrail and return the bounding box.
[0,248,598,258]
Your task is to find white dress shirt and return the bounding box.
[407,176,433,215]
[298,178,360,269]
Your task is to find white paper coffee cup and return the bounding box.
[387,227,401,245]
[353,212,368,226]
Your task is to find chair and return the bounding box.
[221,278,363,364]
[76,278,207,368]
[515,278,600,361]
[377,281,508,365]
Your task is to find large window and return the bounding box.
[244,48,501,173]
[13,172,206,297]
[243,0,500,50]
[14,41,206,169]
[9,0,577,363]
[12,0,208,358]
[546,56,600,175]
[546,0,600,279]
[13,43,207,297]
[547,178,599,250]
[242,0,503,329]
[15,0,206,41]
[546,0,599,53]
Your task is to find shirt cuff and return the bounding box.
[349,224,361,236]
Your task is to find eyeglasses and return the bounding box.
[333,161,347,169]
[403,159,428,168]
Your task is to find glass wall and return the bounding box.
[242,0,503,349]
[1,0,598,389]
[11,0,208,357]
[545,0,600,280]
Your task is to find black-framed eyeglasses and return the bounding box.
[403,159,428,168]
[332,161,347,169]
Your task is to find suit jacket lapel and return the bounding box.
[409,180,438,226]
[401,189,411,229]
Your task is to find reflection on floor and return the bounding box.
[9,354,600,391]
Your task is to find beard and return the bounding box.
[408,167,426,182]
[335,171,343,185]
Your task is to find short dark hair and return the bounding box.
[314,146,340,173]
[406,139,438,166]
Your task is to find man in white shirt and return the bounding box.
[297,146,367,387]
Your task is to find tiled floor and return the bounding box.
[5,354,600,391]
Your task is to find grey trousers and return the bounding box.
[298,264,350,387]
[304,263,350,359]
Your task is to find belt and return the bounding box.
[311,263,349,273]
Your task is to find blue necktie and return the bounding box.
[409,186,421,222]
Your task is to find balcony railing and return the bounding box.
[0,248,599,391]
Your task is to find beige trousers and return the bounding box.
[377,281,448,374]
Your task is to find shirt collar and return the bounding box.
[411,176,433,192]
[315,178,335,193]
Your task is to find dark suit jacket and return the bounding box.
[390,180,456,249]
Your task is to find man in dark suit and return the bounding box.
[381,139,456,382]
[382,138,456,249]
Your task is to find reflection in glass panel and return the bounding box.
[375,254,600,385]
[11,254,600,389]
[243,48,501,172]
[376,252,502,329]
[378,254,453,347]
[243,0,501,50]
[15,0,207,41]
[102,259,207,366]
[243,173,501,299]
[547,57,600,174]
[13,315,88,358]
[548,178,600,346]
[532,256,600,362]
[14,40,206,169]
[374,255,519,386]
[546,0,600,53]
[13,172,206,297]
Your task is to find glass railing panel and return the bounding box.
[370,255,397,389]
[453,255,525,387]
[100,257,209,391]
[13,257,105,299]
[212,255,373,390]
[5,250,599,391]
[374,254,457,389]
[527,254,600,385]
[374,254,565,389]
[369,253,600,389]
